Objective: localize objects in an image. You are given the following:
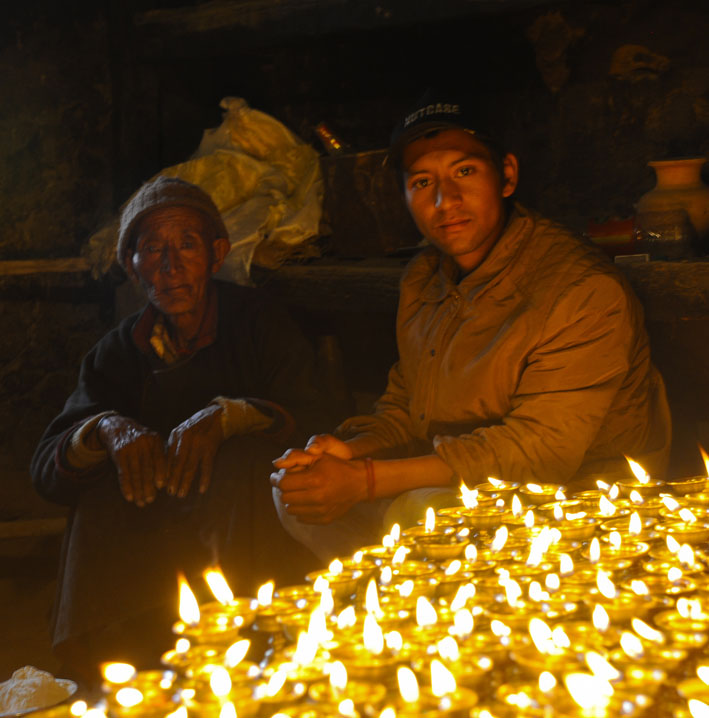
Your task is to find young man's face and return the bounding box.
[403,128,518,274]
[130,206,228,323]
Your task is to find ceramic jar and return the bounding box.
[635,157,709,258]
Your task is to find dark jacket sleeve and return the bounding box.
[30,317,145,506]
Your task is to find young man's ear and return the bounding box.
[501,153,519,198]
[211,236,231,275]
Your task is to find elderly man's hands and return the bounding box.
[271,435,366,524]
[97,415,166,507]
[166,403,223,498]
[97,405,224,506]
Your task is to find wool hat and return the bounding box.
[386,88,503,170]
[117,175,229,270]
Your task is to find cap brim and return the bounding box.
[384,120,472,169]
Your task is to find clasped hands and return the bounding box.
[96,404,223,507]
[271,434,368,524]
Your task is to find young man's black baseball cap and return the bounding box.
[386,88,503,170]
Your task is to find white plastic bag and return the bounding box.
[85,97,323,284]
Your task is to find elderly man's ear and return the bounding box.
[211,236,231,275]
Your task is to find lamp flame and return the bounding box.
[592,604,610,632]
[209,666,232,698]
[564,673,613,711]
[585,652,621,682]
[225,639,250,668]
[539,672,556,693]
[363,614,384,655]
[430,660,457,697]
[599,495,616,517]
[701,445,709,478]
[219,703,236,718]
[609,531,622,550]
[392,546,408,565]
[629,512,643,535]
[631,618,665,644]
[257,581,274,607]
[115,688,143,708]
[397,666,420,704]
[511,494,523,517]
[680,508,697,524]
[101,663,136,684]
[416,596,438,627]
[629,490,645,505]
[625,456,650,483]
[630,579,649,595]
[689,699,709,718]
[438,636,460,662]
[697,666,709,685]
[487,477,504,489]
[589,538,601,563]
[679,544,696,567]
[666,535,681,554]
[559,554,574,576]
[491,526,509,552]
[328,559,344,575]
[596,569,618,599]
[203,568,234,605]
[329,661,348,693]
[365,579,383,618]
[178,574,200,626]
[460,483,479,509]
[424,507,436,533]
[620,631,644,658]
[464,543,478,562]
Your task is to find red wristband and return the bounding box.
[364,457,376,502]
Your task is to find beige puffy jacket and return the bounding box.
[339,204,671,487]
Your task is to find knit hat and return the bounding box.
[386,88,504,170]
[117,175,229,270]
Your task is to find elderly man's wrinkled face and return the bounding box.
[130,206,228,323]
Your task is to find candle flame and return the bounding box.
[115,688,143,708]
[592,604,610,632]
[392,546,408,565]
[545,573,561,591]
[329,661,348,692]
[701,445,709,478]
[529,617,562,655]
[319,586,335,615]
[609,531,622,550]
[668,566,684,582]
[487,477,504,488]
[503,577,523,607]
[437,635,460,661]
[398,579,414,598]
[491,525,508,552]
[553,504,564,521]
[609,483,620,500]
[490,620,511,637]
[625,456,650,483]
[596,569,617,599]
[203,567,234,605]
[524,510,535,528]
[416,596,438,627]
[450,583,476,612]
[336,605,356,629]
[511,494,523,517]
[209,666,232,697]
[459,482,479,509]
[564,673,613,710]
[424,507,436,533]
[585,652,621,681]
[559,553,574,576]
[430,659,457,697]
[629,490,645,505]
[689,699,709,718]
[257,581,274,606]
[631,618,665,644]
[589,537,601,563]
[178,574,200,626]
[629,511,642,535]
[620,631,644,658]
[390,523,401,542]
[666,534,681,553]
[630,579,649,595]
[100,663,136,684]
[328,559,344,575]
[555,488,566,500]
[365,579,383,618]
[464,543,478,562]
[363,613,384,655]
[397,666,420,704]
[680,508,697,524]
[598,495,616,517]
[385,630,403,652]
[219,703,236,718]
[445,560,462,576]
[526,483,544,493]
[264,669,287,697]
[224,639,250,668]
[539,672,556,693]
[679,544,696,567]
[663,495,681,512]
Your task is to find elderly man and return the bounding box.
[271,90,672,561]
[32,176,324,678]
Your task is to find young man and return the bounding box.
[32,176,323,679]
[271,91,672,561]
